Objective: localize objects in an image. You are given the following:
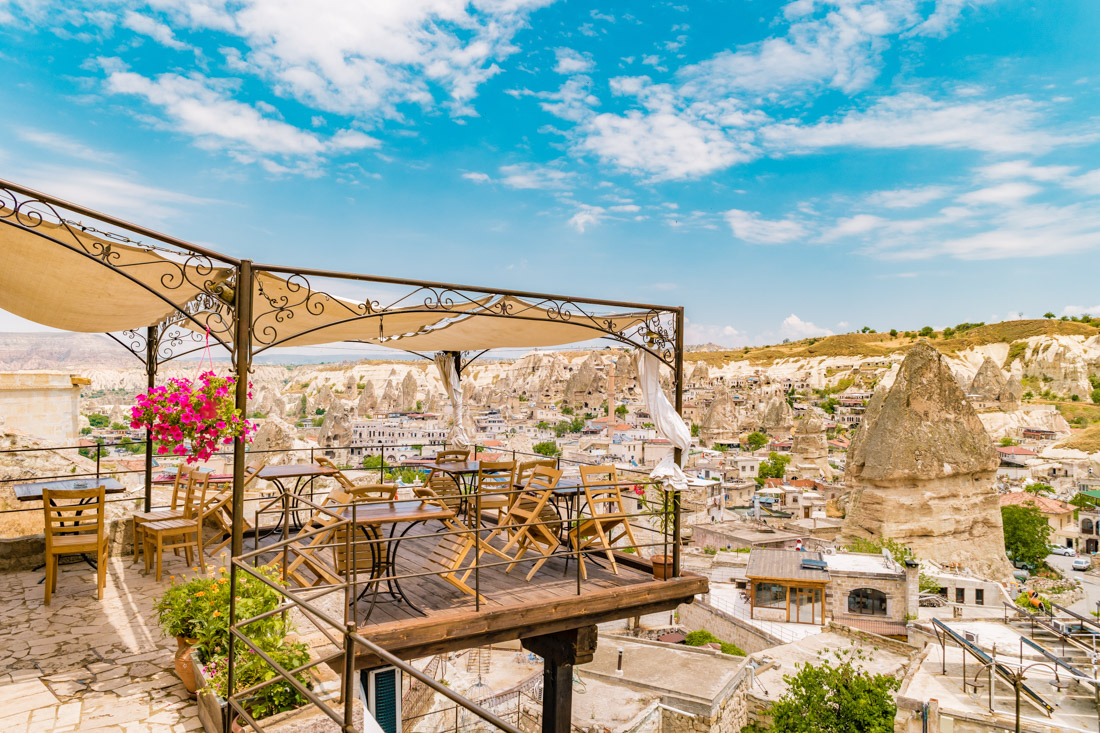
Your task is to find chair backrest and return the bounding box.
[42,486,105,544]
[187,472,214,520]
[169,466,194,510]
[436,448,470,463]
[315,456,357,490]
[516,458,557,487]
[510,466,562,519]
[425,469,463,509]
[579,464,626,515]
[477,460,515,500]
[348,483,397,503]
[242,462,266,490]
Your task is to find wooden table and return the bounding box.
[14,477,125,501]
[341,500,455,619]
[258,463,339,530]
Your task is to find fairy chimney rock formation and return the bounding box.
[790,416,833,479]
[841,341,1011,579]
[968,357,1007,401]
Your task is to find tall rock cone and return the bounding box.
[840,341,1012,580]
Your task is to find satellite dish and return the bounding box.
[882,548,894,565]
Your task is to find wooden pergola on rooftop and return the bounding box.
[0,176,705,733]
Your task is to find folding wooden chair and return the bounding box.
[132,465,193,562]
[281,487,355,588]
[205,463,267,557]
[482,466,563,581]
[472,460,515,524]
[143,473,206,581]
[514,458,556,510]
[415,486,510,603]
[435,448,471,462]
[42,486,108,605]
[415,468,465,512]
[570,465,639,579]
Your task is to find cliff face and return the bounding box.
[841,342,1012,579]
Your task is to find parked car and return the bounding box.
[1072,557,1091,571]
[1049,545,1077,557]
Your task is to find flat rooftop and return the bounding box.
[824,551,904,577]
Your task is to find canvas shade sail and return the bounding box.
[0,218,230,333]
[379,296,655,352]
[185,272,488,350]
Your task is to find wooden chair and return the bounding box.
[346,483,397,503]
[481,466,562,581]
[42,486,108,605]
[132,465,193,562]
[472,460,515,524]
[280,487,389,588]
[570,465,639,579]
[204,463,267,557]
[142,473,207,581]
[417,468,464,512]
[514,458,557,511]
[435,448,470,462]
[415,486,510,602]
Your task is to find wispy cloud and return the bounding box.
[462,163,574,190]
[16,128,117,164]
[725,209,806,244]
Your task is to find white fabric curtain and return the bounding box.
[434,352,472,450]
[635,350,690,490]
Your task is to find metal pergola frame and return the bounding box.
[0,174,688,733]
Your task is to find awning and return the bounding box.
[378,296,654,352]
[0,218,230,333]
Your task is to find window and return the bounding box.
[955,588,965,604]
[975,589,984,606]
[755,582,786,609]
[847,588,887,616]
[1084,518,1095,535]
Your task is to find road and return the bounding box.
[1046,553,1100,615]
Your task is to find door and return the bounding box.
[792,587,822,624]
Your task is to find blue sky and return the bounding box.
[1,0,1099,347]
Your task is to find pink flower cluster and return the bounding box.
[130,371,255,464]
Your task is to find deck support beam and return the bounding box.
[522,625,598,733]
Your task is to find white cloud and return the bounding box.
[121,11,192,51]
[780,314,832,339]
[957,182,1040,205]
[102,68,378,169]
[554,48,592,75]
[977,159,1075,183]
[462,171,491,183]
[909,0,997,38]
[762,93,1075,155]
[822,213,886,241]
[498,163,573,190]
[150,0,553,119]
[725,209,806,244]
[16,128,117,163]
[865,186,950,208]
[685,320,744,347]
[1062,304,1100,317]
[568,204,604,233]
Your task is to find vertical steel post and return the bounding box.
[226,260,252,732]
[231,259,253,558]
[144,325,156,512]
[672,306,684,577]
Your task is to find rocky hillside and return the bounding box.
[0,332,135,369]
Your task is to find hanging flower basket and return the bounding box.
[131,371,255,463]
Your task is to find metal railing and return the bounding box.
[697,591,806,644]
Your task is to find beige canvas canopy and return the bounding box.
[0,218,230,333]
[377,296,655,352]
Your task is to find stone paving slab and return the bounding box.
[0,550,217,732]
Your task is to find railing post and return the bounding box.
[231,259,254,559]
[672,489,681,578]
[343,621,356,733]
[143,325,156,513]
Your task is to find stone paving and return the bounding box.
[0,549,218,732]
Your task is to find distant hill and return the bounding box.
[686,319,1100,366]
[0,332,135,369]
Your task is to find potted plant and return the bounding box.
[130,371,255,463]
[154,569,217,694]
[201,637,312,732]
[635,485,679,579]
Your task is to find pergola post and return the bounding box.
[230,259,253,558]
[521,626,598,733]
[672,306,684,577]
[143,325,156,513]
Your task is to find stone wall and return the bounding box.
[0,372,86,444]
[659,689,748,733]
[0,514,135,571]
[828,572,910,624]
[676,601,784,654]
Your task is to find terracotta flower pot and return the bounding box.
[651,554,673,580]
[231,716,246,733]
[174,637,199,695]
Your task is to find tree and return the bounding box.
[691,423,701,438]
[919,326,934,337]
[600,399,609,416]
[615,403,628,419]
[999,436,1018,447]
[1044,312,1055,319]
[744,431,768,452]
[533,440,561,457]
[1070,492,1100,511]
[768,647,900,733]
[889,329,898,337]
[1092,388,1100,405]
[87,413,109,428]
[536,421,551,431]
[820,397,839,415]
[1023,483,1052,496]
[415,400,422,412]
[1001,503,1052,566]
[560,404,574,416]
[756,452,790,484]
[80,426,93,435]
